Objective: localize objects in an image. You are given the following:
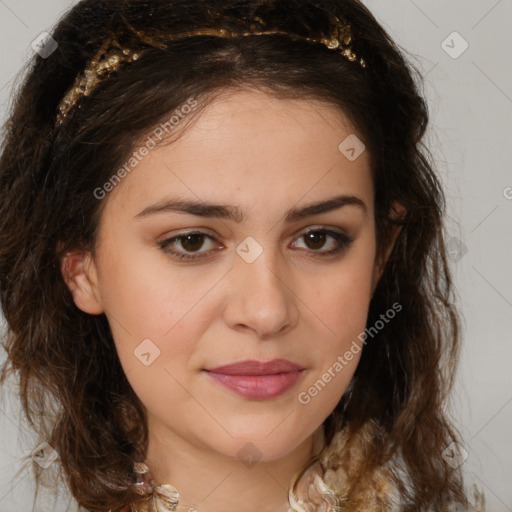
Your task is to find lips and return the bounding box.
[203,359,305,400]
[205,358,305,375]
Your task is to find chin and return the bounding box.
[210,428,311,464]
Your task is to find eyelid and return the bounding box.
[159,224,347,242]
[157,227,220,244]
[158,224,354,262]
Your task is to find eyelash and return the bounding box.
[158,228,354,262]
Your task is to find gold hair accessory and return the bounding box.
[56,37,143,126]
[56,15,366,126]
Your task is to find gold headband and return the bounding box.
[56,15,366,126]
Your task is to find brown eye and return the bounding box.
[159,227,354,263]
[159,231,219,261]
[179,233,206,252]
[292,228,354,256]
[303,231,328,250]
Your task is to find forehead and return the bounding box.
[103,89,373,220]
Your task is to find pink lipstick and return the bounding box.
[204,359,305,400]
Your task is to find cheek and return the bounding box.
[297,285,366,415]
[305,243,375,334]
[95,247,230,396]
[96,236,192,327]
[297,240,374,403]
[93,243,197,366]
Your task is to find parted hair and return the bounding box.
[0,0,481,511]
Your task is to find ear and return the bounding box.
[59,248,104,315]
[371,201,407,293]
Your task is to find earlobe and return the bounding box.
[60,250,104,315]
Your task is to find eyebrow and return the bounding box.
[135,194,368,223]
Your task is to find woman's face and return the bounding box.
[64,89,396,463]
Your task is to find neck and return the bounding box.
[144,416,325,512]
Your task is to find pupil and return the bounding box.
[182,234,204,252]
[306,232,325,250]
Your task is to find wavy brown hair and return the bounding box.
[0,0,482,511]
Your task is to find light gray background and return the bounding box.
[1,1,511,511]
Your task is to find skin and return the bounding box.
[61,89,405,512]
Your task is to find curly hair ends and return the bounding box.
[0,0,480,510]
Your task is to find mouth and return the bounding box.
[203,359,306,400]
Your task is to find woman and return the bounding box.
[0,0,485,511]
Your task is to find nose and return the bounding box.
[222,243,300,340]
